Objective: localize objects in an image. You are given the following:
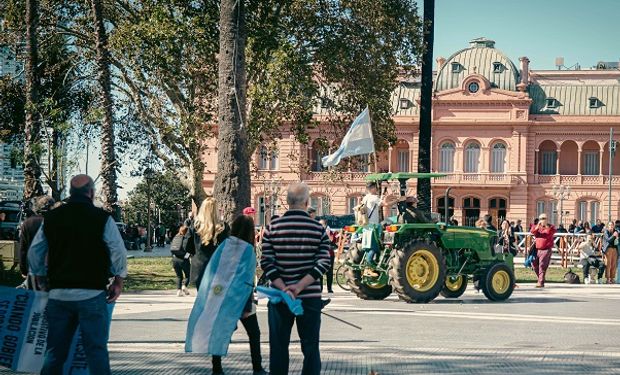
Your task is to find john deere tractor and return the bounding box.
[343,173,515,303]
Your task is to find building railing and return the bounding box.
[514,232,604,268]
[535,175,620,185]
[433,173,512,185]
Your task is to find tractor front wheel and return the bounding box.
[440,275,468,298]
[389,241,446,303]
[481,263,515,301]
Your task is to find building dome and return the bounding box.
[434,38,519,92]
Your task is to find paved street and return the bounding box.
[17,284,618,374]
[3,284,619,374]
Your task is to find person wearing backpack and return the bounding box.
[171,225,195,296]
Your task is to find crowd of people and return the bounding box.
[472,213,619,286]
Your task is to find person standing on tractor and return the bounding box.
[361,182,383,225]
[531,214,557,288]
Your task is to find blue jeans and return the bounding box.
[41,293,111,375]
[268,298,322,375]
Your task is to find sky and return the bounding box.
[84,0,620,200]
[429,0,620,70]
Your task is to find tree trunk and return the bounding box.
[213,0,250,223]
[416,0,435,213]
[91,0,119,218]
[23,0,44,201]
[190,158,208,208]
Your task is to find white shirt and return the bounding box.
[578,241,596,260]
[362,193,382,225]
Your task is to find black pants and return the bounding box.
[172,257,190,289]
[212,313,262,372]
[581,257,605,280]
[268,298,322,375]
[325,255,335,292]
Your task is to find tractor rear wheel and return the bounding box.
[481,263,515,301]
[389,241,446,303]
[440,275,468,298]
[344,247,392,300]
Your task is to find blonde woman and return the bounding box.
[189,196,229,289]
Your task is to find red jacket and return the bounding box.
[531,224,557,250]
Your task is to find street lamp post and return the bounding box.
[608,128,616,222]
[552,184,571,226]
[144,168,153,252]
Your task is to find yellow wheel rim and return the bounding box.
[405,249,440,292]
[492,270,510,294]
[445,275,464,292]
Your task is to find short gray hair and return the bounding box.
[287,183,310,208]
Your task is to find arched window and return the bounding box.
[536,199,558,225]
[464,142,480,173]
[310,140,327,172]
[439,142,455,172]
[348,196,363,214]
[490,142,506,173]
[258,145,269,170]
[258,145,278,171]
[310,195,330,216]
[578,199,600,224]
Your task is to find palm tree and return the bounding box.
[23,0,44,200]
[213,0,251,223]
[91,0,119,218]
[416,0,435,213]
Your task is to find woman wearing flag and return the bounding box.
[189,196,230,289]
[186,214,266,375]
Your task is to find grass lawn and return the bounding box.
[1,258,577,291]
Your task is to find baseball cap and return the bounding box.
[242,207,256,215]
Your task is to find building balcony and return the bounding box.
[305,171,370,182]
[534,174,620,185]
[433,173,518,185]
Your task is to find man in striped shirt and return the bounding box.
[260,183,331,375]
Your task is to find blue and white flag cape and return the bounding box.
[185,236,256,355]
[256,286,304,316]
[322,106,375,167]
[0,286,114,374]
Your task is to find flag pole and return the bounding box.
[366,106,377,173]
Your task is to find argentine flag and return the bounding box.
[322,106,375,167]
[185,237,256,355]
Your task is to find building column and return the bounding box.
[455,147,464,173]
[388,146,393,173]
[577,148,582,175]
[481,146,490,173]
[556,150,561,175]
[599,149,604,176]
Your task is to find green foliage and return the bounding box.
[0,76,25,144]
[105,0,422,203]
[122,170,192,227]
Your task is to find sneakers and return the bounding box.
[176,289,184,297]
[584,276,591,285]
[535,283,544,288]
[182,285,190,296]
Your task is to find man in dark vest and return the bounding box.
[28,175,127,375]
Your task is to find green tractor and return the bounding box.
[343,173,515,303]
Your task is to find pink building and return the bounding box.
[203,38,620,227]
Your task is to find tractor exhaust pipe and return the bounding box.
[445,187,453,226]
